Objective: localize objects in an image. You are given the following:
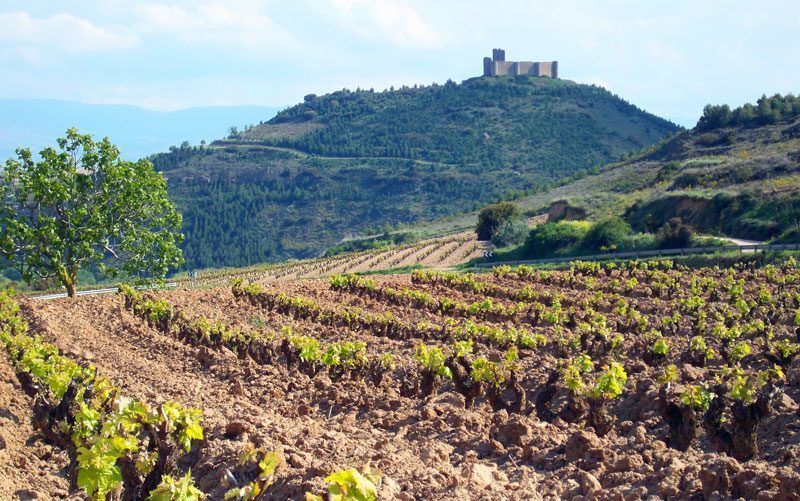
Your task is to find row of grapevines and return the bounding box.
[0,290,204,500]
[331,274,534,324]
[119,284,394,384]
[236,279,547,350]
[124,284,530,411]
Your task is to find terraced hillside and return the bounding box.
[180,215,547,288]
[4,259,800,498]
[184,230,490,288]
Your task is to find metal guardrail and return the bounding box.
[29,282,178,300]
[474,243,800,268]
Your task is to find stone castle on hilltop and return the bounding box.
[483,49,559,78]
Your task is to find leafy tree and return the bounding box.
[696,104,732,131]
[476,202,520,240]
[0,129,184,297]
[491,217,529,247]
[582,217,632,250]
[658,217,694,249]
[696,94,800,131]
[522,220,590,258]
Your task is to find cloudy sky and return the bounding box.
[1,0,798,125]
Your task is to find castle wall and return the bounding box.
[537,61,555,78]
[482,50,558,78]
[514,61,534,75]
[491,61,514,76]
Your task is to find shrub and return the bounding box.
[582,217,632,251]
[491,218,529,247]
[476,202,520,241]
[654,161,681,182]
[774,225,800,244]
[658,218,695,249]
[522,221,590,259]
[670,171,704,189]
[622,232,657,251]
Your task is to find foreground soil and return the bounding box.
[0,353,71,499]
[7,267,800,499]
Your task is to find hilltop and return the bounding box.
[151,76,679,270]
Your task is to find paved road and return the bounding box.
[725,237,763,246]
[30,283,177,300]
[724,238,764,252]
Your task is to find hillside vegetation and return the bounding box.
[151,76,679,269]
[418,93,800,249]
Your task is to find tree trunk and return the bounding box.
[60,268,77,298]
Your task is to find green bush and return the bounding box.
[582,217,633,251]
[658,218,695,249]
[654,161,681,183]
[774,226,800,244]
[476,202,520,241]
[522,221,590,259]
[491,218,529,248]
[622,233,657,251]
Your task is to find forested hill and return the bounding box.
[235,77,678,179]
[151,76,680,270]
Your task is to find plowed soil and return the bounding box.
[0,354,71,499]
[7,265,800,499]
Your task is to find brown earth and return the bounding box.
[0,353,72,500]
[7,265,800,499]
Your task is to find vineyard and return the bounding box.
[3,258,800,499]
[183,230,488,288]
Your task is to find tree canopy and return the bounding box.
[696,94,800,131]
[0,129,184,296]
[476,201,520,241]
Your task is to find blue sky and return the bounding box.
[1,1,798,126]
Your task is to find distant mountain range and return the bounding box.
[0,99,281,161]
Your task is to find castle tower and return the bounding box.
[483,57,493,77]
[492,48,506,62]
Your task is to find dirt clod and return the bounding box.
[224,421,249,438]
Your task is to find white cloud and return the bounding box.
[0,11,140,52]
[329,0,448,48]
[135,2,297,51]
